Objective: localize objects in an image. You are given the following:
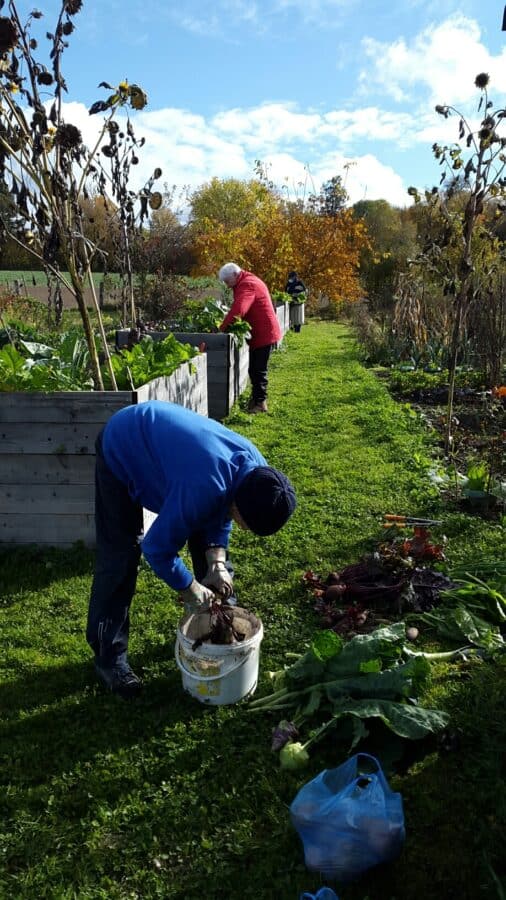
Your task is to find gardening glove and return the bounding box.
[180,579,215,615]
[202,546,234,599]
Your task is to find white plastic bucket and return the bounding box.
[290,302,305,327]
[175,606,264,706]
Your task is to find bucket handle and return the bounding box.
[175,640,252,682]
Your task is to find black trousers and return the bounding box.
[86,432,234,664]
[248,343,275,404]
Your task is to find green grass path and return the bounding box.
[0,321,504,899]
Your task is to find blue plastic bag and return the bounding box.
[290,753,405,882]
[300,889,339,899]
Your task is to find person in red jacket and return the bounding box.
[218,262,282,413]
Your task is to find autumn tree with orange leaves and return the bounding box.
[189,174,370,313]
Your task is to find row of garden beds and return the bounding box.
[0,303,291,548]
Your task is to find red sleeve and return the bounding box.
[220,280,256,331]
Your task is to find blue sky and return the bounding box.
[30,0,506,207]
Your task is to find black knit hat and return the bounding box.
[234,466,296,536]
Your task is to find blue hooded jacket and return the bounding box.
[102,401,266,590]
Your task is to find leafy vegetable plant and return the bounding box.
[464,462,490,492]
[0,330,93,391]
[102,334,199,390]
[176,299,251,347]
[250,623,449,768]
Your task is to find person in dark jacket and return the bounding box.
[285,271,306,332]
[218,262,282,414]
[87,400,296,698]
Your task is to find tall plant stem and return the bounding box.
[444,163,481,453]
[66,257,104,390]
[444,290,466,453]
[85,266,117,390]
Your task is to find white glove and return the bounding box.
[180,579,215,615]
[202,547,234,599]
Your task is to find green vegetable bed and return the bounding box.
[0,321,504,899]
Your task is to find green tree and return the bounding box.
[189,177,273,232]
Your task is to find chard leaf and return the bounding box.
[453,606,503,650]
[300,688,322,717]
[19,339,54,358]
[311,630,343,661]
[332,698,449,739]
[325,623,405,678]
[349,716,369,751]
[324,656,431,704]
[419,605,504,649]
[285,623,406,689]
[284,650,326,688]
[359,658,382,673]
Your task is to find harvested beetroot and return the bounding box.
[324,584,347,602]
[191,601,245,651]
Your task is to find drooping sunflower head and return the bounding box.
[55,123,82,150]
[0,16,18,55]
[474,72,490,90]
[63,0,83,16]
[129,84,148,111]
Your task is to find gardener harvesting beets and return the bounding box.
[87,400,296,699]
[218,262,282,414]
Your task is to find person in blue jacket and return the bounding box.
[87,400,296,698]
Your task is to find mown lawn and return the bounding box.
[0,321,504,900]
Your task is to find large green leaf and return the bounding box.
[285,623,406,690]
[324,656,431,704]
[332,698,449,739]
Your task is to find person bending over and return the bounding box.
[87,400,296,698]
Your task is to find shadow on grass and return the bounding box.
[0,631,234,776]
[341,660,506,900]
[0,544,94,595]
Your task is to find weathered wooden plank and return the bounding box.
[207,370,230,386]
[172,332,230,351]
[0,482,94,514]
[234,344,250,395]
[135,355,207,415]
[0,358,209,547]
[0,513,95,545]
[0,392,133,423]
[0,422,103,455]
[0,453,94,485]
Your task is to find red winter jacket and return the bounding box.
[220,270,282,350]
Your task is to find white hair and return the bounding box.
[218,262,241,282]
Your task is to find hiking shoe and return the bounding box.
[94,658,142,699]
[249,401,268,414]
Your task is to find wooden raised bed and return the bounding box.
[116,330,249,421]
[275,301,290,339]
[0,354,207,548]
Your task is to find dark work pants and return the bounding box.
[248,343,275,404]
[86,432,234,664]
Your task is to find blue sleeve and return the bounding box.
[203,516,233,549]
[141,502,194,591]
[140,488,234,590]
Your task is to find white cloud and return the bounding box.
[57,98,413,207]
[320,107,416,146]
[212,103,322,150]
[313,153,410,206]
[360,15,506,107]
[258,152,410,206]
